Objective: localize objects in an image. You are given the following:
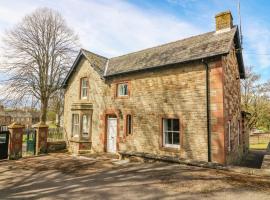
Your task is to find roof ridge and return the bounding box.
[103,59,109,76]
[109,30,217,60]
[81,48,108,60]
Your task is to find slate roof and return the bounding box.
[63,26,244,87]
[107,27,239,76]
[82,50,108,75]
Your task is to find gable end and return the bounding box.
[62,50,108,88]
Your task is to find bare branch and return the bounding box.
[0,7,79,122]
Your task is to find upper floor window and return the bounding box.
[80,78,88,99]
[163,118,180,148]
[126,114,132,135]
[82,114,90,138]
[117,82,128,97]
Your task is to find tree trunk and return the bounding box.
[56,113,61,127]
[40,98,48,123]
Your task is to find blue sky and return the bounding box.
[0,0,269,81]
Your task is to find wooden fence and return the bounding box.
[250,133,270,144]
[47,128,65,142]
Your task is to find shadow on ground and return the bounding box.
[0,153,270,200]
[239,150,267,168]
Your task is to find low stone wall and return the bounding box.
[119,151,226,169]
[119,151,270,177]
[47,141,67,152]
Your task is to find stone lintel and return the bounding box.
[71,103,93,111]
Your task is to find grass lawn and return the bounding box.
[250,143,268,149]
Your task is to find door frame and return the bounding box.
[104,114,119,153]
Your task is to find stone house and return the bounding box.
[8,111,32,127]
[0,105,40,127]
[63,11,248,165]
[0,106,12,126]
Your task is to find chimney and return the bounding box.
[215,11,233,33]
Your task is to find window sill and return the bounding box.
[70,139,91,143]
[116,96,129,99]
[160,146,180,153]
[82,136,90,140]
[79,98,89,102]
[70,136,90,143]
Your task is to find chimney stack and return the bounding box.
[215,11,233,33]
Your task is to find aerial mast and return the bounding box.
[238,0,243,46]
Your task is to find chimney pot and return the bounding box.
[215,11,233,33]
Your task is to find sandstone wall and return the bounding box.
[222,44,244,164]
[64,53,244,164]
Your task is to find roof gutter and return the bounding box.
[202,59,212,162]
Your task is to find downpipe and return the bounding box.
[202,59,211,162]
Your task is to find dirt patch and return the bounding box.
[1,153,270,200]
[3,153,121,175]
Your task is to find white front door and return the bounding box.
[107,117,117,153]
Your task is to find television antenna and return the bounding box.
[238,0,243,46]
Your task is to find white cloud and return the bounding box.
[244,21,270,68]
[0,0,203,58]
[167,0,198,7]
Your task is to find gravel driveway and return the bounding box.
[0,153,270,200]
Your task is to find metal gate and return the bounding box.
[22,128,36,157]
[0,126,9,160]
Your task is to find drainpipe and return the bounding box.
[202,59,211,162]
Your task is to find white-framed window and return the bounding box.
[126,114,132,135]
[72,114,79,137]
[228,121,231,152]
[237,120,240,146]
[80,78,88,99]
[82,114,90,138]
[117,83,128,96]
[163,118,180,148]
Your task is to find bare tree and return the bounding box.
[49,89,64,127]
[241,66,270,129]
[1,7,78,123]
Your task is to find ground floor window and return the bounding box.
[163,118,180,148]
[126,114,132,135]
[82,114,90,138]
[72,114,79,137]
[71,113,91,139]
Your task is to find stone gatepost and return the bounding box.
[8,123,24,160]
[33,122,48,155]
